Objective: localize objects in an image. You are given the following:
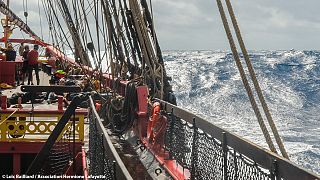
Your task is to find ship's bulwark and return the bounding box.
[163,50,320,174]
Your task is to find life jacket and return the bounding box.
[147,102,168,150]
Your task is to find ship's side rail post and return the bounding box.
[167,108,175,160]
[233,148,238,179]
[101,133,105,175]
[190,118,198,180]
[155,98,320,180]
[112,160,117,180]
[270,159,279,180]
[222,132,228,180]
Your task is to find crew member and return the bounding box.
[81,78,93,92]
[1,43,16,61]
[28,44,40,85]
[18,42,24,56]
[20,45,30,85]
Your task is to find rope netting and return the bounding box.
[164,111,272,180]
[37,125,74,175]
[227,151,271,180]
[88,107,115,179]
[194,131,224,179]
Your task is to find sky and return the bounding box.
[5,0,320,50]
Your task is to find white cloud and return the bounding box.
[2,0,320,50]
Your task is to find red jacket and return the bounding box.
[28,50,39,65]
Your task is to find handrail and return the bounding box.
[88,96,133,180]
[155,98,320,180]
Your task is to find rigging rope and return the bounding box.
[57,0,92,67]
[101,0,116,87]
[0,0,40,40]
[37,0,44,40]
[216,0,277,153]
[46,0,74,51]
[109,0,133,77]
[123,0,143,65]
[224,0,289,159]
[75,0,98,67]
[99,2,109,72]
[23,0,28,24]
[41,0,54,44]
[93,0,102,69]
[104,0,126,77]
[148,0,157,58]
[39,0,172,101]
[119,0,138,68]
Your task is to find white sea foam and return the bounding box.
[164,50,320,174]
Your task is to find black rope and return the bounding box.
[119,0,139,67]
[110,0,135,78]
[94,0,102,69]
[123,0,143,68]
[47,0,74,52]
[41,0,54,44]
[78,0,100,68]
[99,2,109,71]
[109,81,137,135]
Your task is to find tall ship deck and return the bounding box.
[0,0,319,179]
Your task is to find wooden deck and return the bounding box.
[1,70,88,143]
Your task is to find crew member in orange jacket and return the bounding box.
[28,44,40,85]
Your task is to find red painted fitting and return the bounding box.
[1,95,7,110]
[136,86,149,138]
[82,149,89,180]
[58,96,63,111]
[95,102,101,111]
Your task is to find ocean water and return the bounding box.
[163,50,320,175]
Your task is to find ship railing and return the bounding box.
[88,96,133,180]
[24,95,87,175]
[0,108,85,142]
[154,98,320,180]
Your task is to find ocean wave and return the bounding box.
[164,50,320,174]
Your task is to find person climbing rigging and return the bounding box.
[27,44,40,85]
[20,45,30,85]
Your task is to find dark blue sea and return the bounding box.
[163,50,320,174]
